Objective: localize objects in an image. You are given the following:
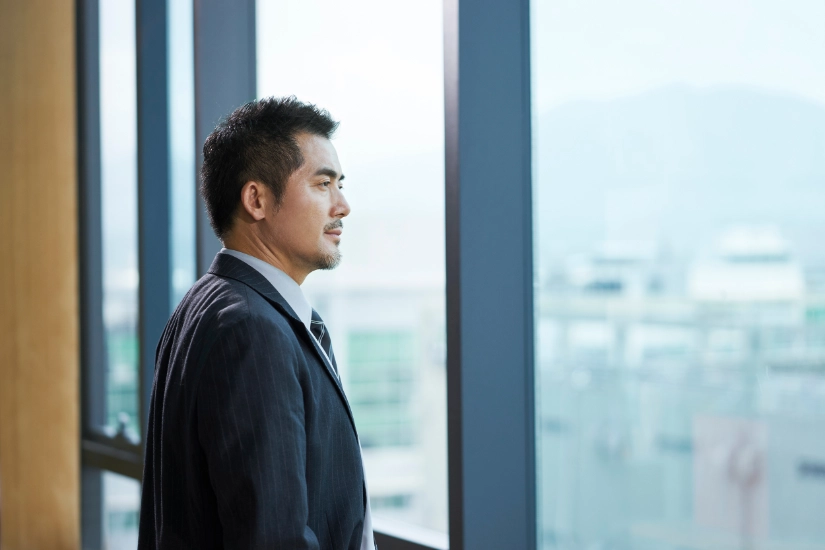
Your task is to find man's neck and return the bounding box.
[222,233,307,285]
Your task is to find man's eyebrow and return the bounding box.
[314,167,345,181]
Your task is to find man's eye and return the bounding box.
[321,180,331,187]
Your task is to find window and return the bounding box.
[82,0,450,545]
[84,0,823,547]
[79,0,191,545]
[99,0,139,437]
[532,1,825,548]
[102,471,141,548]
[169,0,197,306]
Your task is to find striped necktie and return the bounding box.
[310,309,338,378]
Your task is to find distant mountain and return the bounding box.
[534,85,825,266]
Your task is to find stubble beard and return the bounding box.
[315,246,342,271]
[315,220,343,271]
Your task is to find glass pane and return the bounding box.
[168,0,196,307]
[99,0,139,437]
[257,0,447,533]
[532,1,825,548]
[103,471,141,549]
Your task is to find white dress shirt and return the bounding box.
[220,248,375,550]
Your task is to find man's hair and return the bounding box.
[200,96,339,239]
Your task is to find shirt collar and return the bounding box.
[220,248,313,331]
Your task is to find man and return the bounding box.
[138,97,374,549]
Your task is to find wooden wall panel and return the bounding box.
[0,0,80,548]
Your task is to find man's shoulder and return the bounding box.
[168,273,305,372]
[177,271,295,338]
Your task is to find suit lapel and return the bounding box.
[208,253,359,437]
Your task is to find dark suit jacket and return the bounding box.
[138,252,366,549]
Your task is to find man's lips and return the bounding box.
[325,229,342,236]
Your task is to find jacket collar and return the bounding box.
[208,252,304,324]
[207,252,358,436]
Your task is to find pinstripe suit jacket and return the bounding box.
[138,253,366,549]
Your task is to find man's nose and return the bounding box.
[334,188,351,218]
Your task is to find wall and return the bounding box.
[0,0,80,548]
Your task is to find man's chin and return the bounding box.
[315,251,342,271]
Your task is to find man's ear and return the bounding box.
[238,180,267,222]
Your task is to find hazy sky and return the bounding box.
[530,0,825,272]
[257,0,444,162]
[532,0,825,112]
[100,0,138,306]
[257,0,446,288]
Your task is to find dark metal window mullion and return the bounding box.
[82,437,144,480]
[77,0,106,547]
[78,0,105,447]
[194,0,257,276]
[445,0,536,549]
[136,0,172,444]
[375,531,447,550]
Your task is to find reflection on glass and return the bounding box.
[100,0,139,437]
[103,471,140,549]
[168,0,196,307]
[257,0,447,532]
[532,1,825,548]
[349,332,416,448]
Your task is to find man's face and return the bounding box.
[262,133,350,279]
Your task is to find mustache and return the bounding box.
[324,220,343,232]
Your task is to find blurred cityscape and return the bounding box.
[537,226,825,549]
[532,82,825,549]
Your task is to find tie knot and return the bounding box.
[310,309,338,378]
[310,309,326,341]
[311,308,324,324]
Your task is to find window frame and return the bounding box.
[444,0,536,548]
[77,2,108,545]
[193,0,256,273]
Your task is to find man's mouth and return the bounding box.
[324,221,343,237]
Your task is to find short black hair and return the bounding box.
[200,96,339,240]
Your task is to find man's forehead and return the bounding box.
[297,133,342,174]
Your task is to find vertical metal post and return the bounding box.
[443,0,463,546]
[136,0,172,436]
[78,0,106,444]
[193,0,257,275]
[444,0,536,548]
[77,0,105,546]
[80,465,104,550]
